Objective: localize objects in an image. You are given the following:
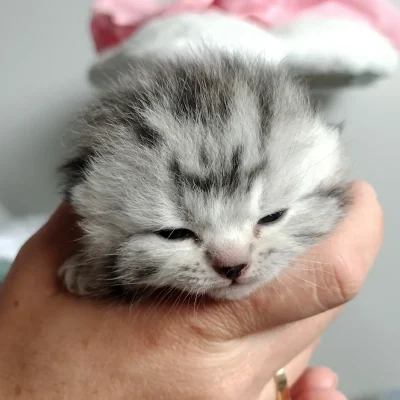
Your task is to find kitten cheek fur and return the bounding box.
[58,51,349,301]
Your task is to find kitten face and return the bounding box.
[60,53,348,300]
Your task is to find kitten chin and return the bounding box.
[208,280,264,301]
[59,50,349,302]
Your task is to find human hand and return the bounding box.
[291,367,345,400]
[0,181,383,399]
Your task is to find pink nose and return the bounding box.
[211,250,250,269]
[210,248,250,280]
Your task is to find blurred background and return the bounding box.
[0,1,399,398]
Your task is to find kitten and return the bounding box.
[59,52,348,301]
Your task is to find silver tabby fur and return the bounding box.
[59,51,349,301]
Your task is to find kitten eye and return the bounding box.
[258,210,287,225]
[156,229,198,240]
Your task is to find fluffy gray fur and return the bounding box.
[59,52,349,301]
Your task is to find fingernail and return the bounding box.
[326,373,339,389]
[316,372,339,390]
[363,182,378,199]
[332,373,339,388]
[351,180,378,199]
[367,184,378,199]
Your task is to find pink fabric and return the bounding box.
[91,0,400,53]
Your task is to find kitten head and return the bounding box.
[60,53,348,300]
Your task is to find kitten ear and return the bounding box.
[89,52,141,89]
[58,148,95,202]
[336,121,345,134]
[328,121,345,135]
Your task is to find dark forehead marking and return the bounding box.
[59,147,96,201]
[93,91,163,149]
[178,170,215,195]
[169,146,267,197]
[168,158,189,215]
[133,118,162,148]
[170,156,219,195]
[244,65,276,148]
[220,54,245,75]
[199,145,210,167]
[172,64,232,125]
[224,146,243,194]
[257,90,273,146]
[169,158,184,192]
[170,147,242,196]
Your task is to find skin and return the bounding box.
[0,181,383,399]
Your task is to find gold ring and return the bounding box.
[275,368,291,400]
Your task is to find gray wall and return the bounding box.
[312,79,400,397]
[0,0,95,215]
[0,1,399,397]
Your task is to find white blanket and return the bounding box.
[89,11,399,89]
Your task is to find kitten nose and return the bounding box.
[214,264,247,280]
